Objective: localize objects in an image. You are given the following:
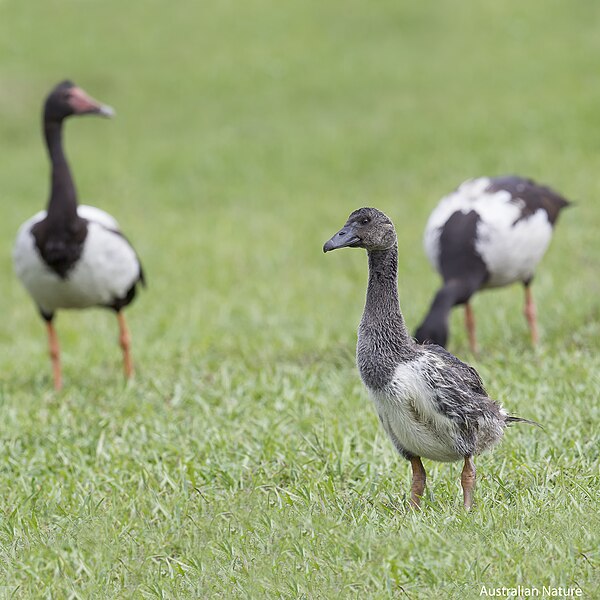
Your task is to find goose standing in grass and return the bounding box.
[415,176,571,353]
[13,80,145,390]
[323,208,537,509]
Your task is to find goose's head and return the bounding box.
[323,207,397,253]
[44,80,115,123]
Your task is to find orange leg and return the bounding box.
[409,457,427,509]
[46,321,62,391]
[464,302,478,354]
[117,312,134,379]
[461,456,476,510]
[524,286,538,346]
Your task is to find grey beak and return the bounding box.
[323,225,361,253]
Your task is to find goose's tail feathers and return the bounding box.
[506,415,544,430]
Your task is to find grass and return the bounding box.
[0,0,599,597]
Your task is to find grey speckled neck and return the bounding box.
[357,245,416,390]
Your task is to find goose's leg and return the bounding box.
[461,456,476,509]
[409,457,427,508]
[523,284,538,346]
[45,319,62,391]
[464,302,478,354]
[117,311,134,379]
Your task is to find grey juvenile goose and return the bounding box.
[323,207,537,509]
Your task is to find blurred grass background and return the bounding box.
[0,0,599,598]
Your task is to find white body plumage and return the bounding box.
[423,177,554,287]
[13,205,141,315]
[369,354,507,462]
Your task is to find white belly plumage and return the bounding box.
[424,178,554,287]
[13,205,141,314]
[369,359,463,462]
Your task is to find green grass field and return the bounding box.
[1,1,599,597]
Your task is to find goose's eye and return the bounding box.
[361,218,370,225]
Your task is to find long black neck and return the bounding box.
[31,116,88,279]
[357,245,413,389]
[44,119,79,225]
[414,278,483,347]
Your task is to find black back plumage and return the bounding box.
[486,176,571,225]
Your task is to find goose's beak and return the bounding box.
[69,87,115,118]
[97,104,116,118]
[323,225,361,252]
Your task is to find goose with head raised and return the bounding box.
[415,176,571,353]
[323,207,537,509]
[13,80,144,390]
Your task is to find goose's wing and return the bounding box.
[423,343,487,395]
[417,343,503,425]
[486,176,571,225]
[79,205,145,287]
[78,205,120,229]
[106,228,146,287]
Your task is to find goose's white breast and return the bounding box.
[13,206,140,314]
[370,357,463,462]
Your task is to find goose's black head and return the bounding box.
[323,207,397,253]
[44,80,115,123]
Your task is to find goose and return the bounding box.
[13,80,144,390]
[415,176,571,353]
[323,207,537,509]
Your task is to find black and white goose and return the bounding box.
[13,80,144,390]
[415,176,571,353]
[323,208,537,509]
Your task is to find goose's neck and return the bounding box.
[362,245,410,342]
[357,245,413,390]
[44,119,78,223]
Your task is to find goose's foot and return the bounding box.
[46,321,62,391]
[409,456,427,509]
[524,285,538,346]
[464,302,478,355]
[117,312,134,379]
[461,456,476,510]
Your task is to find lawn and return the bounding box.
[0,0,599,597]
